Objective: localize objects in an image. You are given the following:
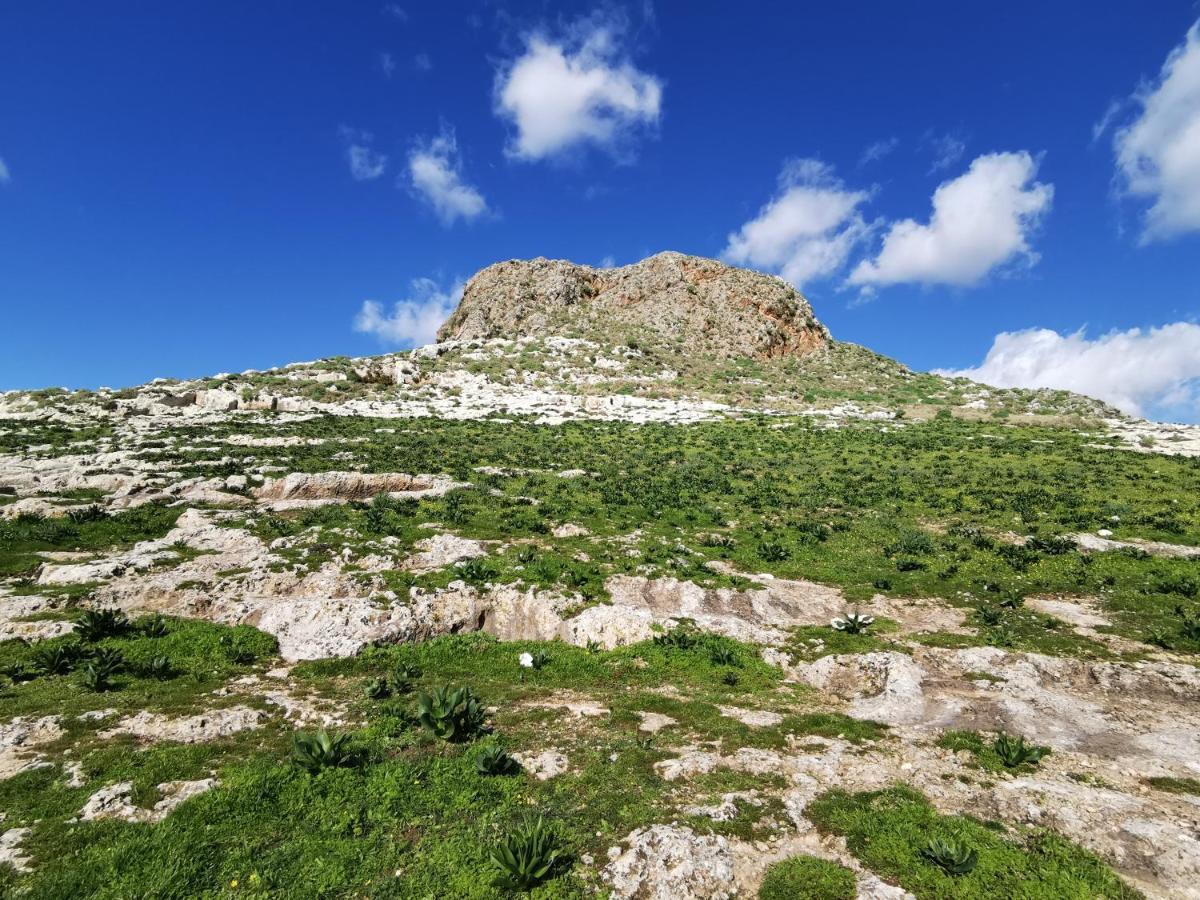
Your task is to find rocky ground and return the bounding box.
[2,255,1200,898]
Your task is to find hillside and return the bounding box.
[1,254,1200,897]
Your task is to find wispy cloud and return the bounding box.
[339,127,387,181]
[723,159,873,287]
[925,131,967,173]
[859,137,898,166]
[382,4,407,23]
[354,277,464,347]
[1106,21,1200,242]
[849,151,1053,289]
[938,322,1200,419]
[494,12,662,161]
[0,157,9,184]
[413,53,432,73]
[406,128,488,225]
[379,52,397,78]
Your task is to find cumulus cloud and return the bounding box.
[339,127,387,181]
[1107,21,1200,242]
[937,322,1200,419]
[723,159,873,287]
[0,157,9,184]
[849,151,1053,288]
[353,277,464,347]
[406,129,488,225]
[494,16,662,161]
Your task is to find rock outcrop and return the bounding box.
[438,252,830,360]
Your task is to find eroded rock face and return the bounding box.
[78,778,219,823]
[0,716,63,780]
[99,707,266,743]
[439,252,830,361]
[603,825,739,900]
[253,471,465,509]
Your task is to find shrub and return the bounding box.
[416,685,485,742]
[76,608,130,642]
[759,855,856,900]
[138,655,176,680]
[32,642,84,675]
[79,656,121,692]
[709,645,741,667]
[475,745,522,777]
[489,816,566,891]
[139,614,170,637]
[291,730,360,774]
[652,627,697,650]
[364,677,391,699]
[921,837,978,876]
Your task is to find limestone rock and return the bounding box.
[439,252,830,361]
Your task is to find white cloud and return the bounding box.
[849,151,1053,288]
[860,137,898,165]
[1108,21,1200,242]
[494,17,662,161]
[406,129,488,225]
[339,127,387,181]
[937,322,1200,419]
[0,157,9,184]
[722,159,872,287]
[413,53,432,73]
[353,277,464,347]
[379,52,396,78]
[382,4,407,22]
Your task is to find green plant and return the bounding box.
[392,663,422,694]
[920,836,978,876]
[138,655,176,680]
[757,540,790,562]
[653,627,696,650]
[139,614,170,637]
[364,676,391,699]
[475,745,522,777]
[992,733,1049,769]
[32,642,83,675]
[416,685,485,742]
[831,611,874,634]
[291,730,359,774]
[75,608,130,642]
[79,656,121,692]
[709,644,741,667]
[489,816,566,891]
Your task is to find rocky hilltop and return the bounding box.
[439,251,831,360]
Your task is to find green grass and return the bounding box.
[1142,775,1200,795]
[758,854,856,899]
[807,786,1140,898]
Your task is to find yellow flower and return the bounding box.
[230,879,239,888]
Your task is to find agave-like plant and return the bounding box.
[291,730,359,774]
[652,627,696,650]
[992,732,1048,769]
[75,608,130,642]
[32,642,84,676]
[920,836,978,876]
[139,614,170,638]
[490,816,566,891]
[79,656,121,692]
[364,677,391,700]
[139,655,176,680]
[416,685,485,742]
[831,611,875,635]
[709,645,740,667]
[475,744,522,777]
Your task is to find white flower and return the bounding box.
[519,652,534,668]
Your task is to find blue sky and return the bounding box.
[2,1,1199,420]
